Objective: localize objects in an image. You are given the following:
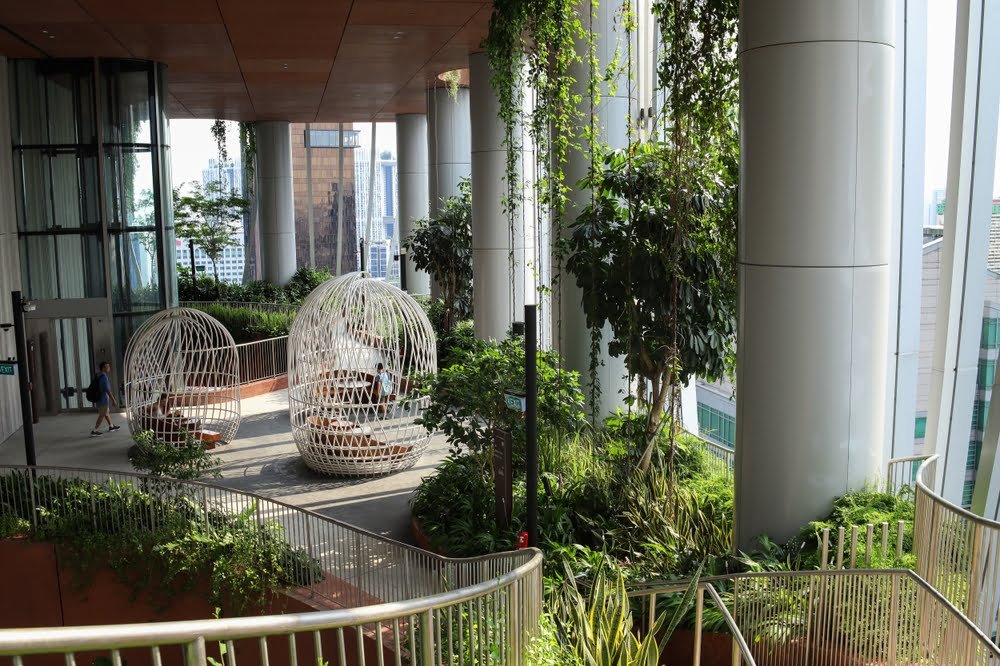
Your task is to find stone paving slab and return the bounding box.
[0,388,450,544]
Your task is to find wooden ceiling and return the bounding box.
[0,0,491,121]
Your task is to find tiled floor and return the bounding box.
[0,388,449,544]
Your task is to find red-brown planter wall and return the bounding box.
[0,540,394,666]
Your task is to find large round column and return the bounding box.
[735,0,894,548]
[558,0,632,415]
[396,113,431,295]
[256,121,297,285]
[469,52,535,340]
[427,85,471,299]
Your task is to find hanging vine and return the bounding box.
[484,0,594,334]
[210,120,228,166]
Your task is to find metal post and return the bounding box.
[360,239,366,273]
[188,238,197,286]
[11,291,35,466]
[525,303,538,547]
[398,251,408,291]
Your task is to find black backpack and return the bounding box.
[85,374,102,403]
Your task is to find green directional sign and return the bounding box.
[503,391,526,413]
[0,362,15,376]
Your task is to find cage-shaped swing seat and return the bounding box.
[288,272,437,476]
[125,307,241,448]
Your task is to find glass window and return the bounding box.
[978,359,996,388]
[14,148,100,231]
[110,231,162,314]
[915,416,927,439]
[102,62,152,145]
[9,60,95,146]
[19,233,105,300]
[104,147,156,228]
[307,128,360,148]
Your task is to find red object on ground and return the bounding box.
[516,531,529,549]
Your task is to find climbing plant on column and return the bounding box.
[566,0,739,469]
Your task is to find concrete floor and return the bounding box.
[0,388,449,544]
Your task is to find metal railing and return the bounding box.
[629,581,758,666]
[182,301,299,317]
[886,454,932,496]
[236,335,288,384]
[914,454,1000,642]
[684,429,734,480]
[0,465,543,665]
[632,569,1000,666]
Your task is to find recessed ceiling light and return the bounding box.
[41,29,48,34]
[392,31,404,39]
[47,34,55,39]
[282,63,288,69]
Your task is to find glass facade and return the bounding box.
[697,402,735,449]
[9,58,174,382]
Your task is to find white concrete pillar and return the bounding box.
[469,52,536,341]
[255,121,297,285]
[884,0,927,463]
[426,86,471,299]
[396,113,432,295]
[735,0,895,548]
[0,57,23,443]
[558,0,633,416]
[932,0,1000,508]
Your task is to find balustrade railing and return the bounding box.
[236,336,289,384]
[914,454,1000,642]
[0,465,543,665]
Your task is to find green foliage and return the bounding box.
[568,140,738,449]
[525,613,573,665]
[284,266,333,303]
[417,338,586,459]
[404,178,473,331]
[410,454,518,556]
[190,303,294,343]
[549,563,700,665]
[174,181,250,290]
[0,471,321,612]
[128,431,221,481]
[437,319,484,369]
[788,488,916,569]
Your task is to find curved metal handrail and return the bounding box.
[0,549,543,655]
[0,464,544,664]
[913,454,1000,642]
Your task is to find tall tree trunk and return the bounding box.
[638,369,670,472]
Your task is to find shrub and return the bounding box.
[788,488,916,568]
[190,303,294,343]
[417,338,586,461]
[0,471,321,612]
[129,431,221,480]
[284,266,332,303]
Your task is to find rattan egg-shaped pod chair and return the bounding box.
[125,307,241,448]
[288,272,437,476]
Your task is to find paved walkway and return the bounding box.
[0,389,449,544]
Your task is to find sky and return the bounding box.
[925,0,1000,201]
[169,119,398,192]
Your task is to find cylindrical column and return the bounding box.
[427,85,471,299]
[469,52,535,340]
[735,0,895,548]
[256,121,297,285]
[397,113,431,295]
[558,0,633,415]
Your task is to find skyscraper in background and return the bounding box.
[354,149,399,280]
[175,158,247,284]
[292,124,360,273]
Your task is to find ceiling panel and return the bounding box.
[349,1,480,27]
[79,0,221,24]
[0,0,495,121]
